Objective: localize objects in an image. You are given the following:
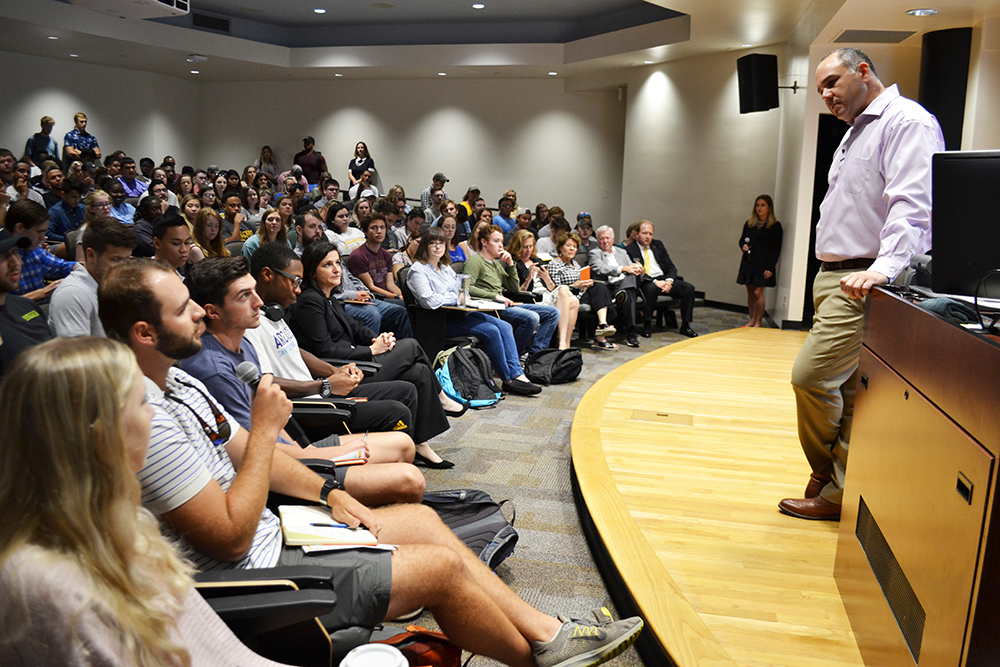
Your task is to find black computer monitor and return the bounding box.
[931,150,1000,297]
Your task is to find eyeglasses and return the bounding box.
[274,268,303,288]
[91,201,111,209]
[427,240,445,247]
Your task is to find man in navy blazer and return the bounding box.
[625,220,698,338]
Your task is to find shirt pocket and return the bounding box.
[841,155,871,195]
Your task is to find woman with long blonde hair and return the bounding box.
[736,194,783,327]
[0,338,293,666]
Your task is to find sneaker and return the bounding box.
[531,609,643,667]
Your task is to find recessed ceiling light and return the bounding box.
[644,60,653,64]
[335,73,343,77]
[741,43,752,47]
[314,8,327,14]
[70,53,79,58]
[548,71,558,76]
[438,72,446,76]
[472,3,485,8]
[907,7,939,16]
[190,70,200,74]
[47,36,58,40]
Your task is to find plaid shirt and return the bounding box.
[547,257,581,288]
[15,246,75,295]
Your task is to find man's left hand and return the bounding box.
[840,270,888,299]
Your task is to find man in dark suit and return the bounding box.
[625,219,698,338]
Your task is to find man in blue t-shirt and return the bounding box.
[492,196,516,234]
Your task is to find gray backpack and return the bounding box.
[422,489,518,569]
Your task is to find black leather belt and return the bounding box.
[821,258,875,271]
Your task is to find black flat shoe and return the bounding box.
[414,452,455,469]
[444,403,469,418]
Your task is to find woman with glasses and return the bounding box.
[0,337,298,667]
[407,227,542,396]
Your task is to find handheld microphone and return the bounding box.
[236,362,311,449]
[744,237,751,254]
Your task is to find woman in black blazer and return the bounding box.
[290,240,458,468]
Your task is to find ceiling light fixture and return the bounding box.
[907,8,939,16]
[548,71,558,76]
[70,53,79,58]
[438,72,446,76]
[741,43,752,47]
[190,70,200,74]
[473,3,485,8]
[48,36,58,40]
[314,8,327,14]
[644,60,653,64]
[335,73,343,77]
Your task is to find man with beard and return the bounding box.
[97,256,643,666]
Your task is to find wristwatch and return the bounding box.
[318,478,339,506]
[320,378,333,398]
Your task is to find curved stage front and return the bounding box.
[571,328,865,667]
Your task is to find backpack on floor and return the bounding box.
[422,489,518,570]
[524,348,583,385]
[434,345,503,409]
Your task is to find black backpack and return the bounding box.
[422,489,518,570]
[434,345,503,409]
[524,348,583,385]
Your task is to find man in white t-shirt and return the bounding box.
[97,256,644,664]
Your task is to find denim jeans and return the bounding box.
[446,312,522,381]
[499,303,560,354]
[345,299,414,339]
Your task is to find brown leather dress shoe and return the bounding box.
[778,496,841,520]
[804,463,834,498]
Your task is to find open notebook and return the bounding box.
[279,505,378,546]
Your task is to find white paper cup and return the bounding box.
[339,642,408,667]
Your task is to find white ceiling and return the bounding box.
[2,0,999,83]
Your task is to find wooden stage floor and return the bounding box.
[571,328,865,667]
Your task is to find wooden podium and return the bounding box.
[835,288,1000,667]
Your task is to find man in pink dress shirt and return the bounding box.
[778,48,945,520]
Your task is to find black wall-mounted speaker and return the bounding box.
[737,53,779,114]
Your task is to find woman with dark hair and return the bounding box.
[0,337,297,666]
[241,186,262,229]
[407,228,541,396]
[325,201,366,256]
[199,186,219,213]
[348,141,375,190]
[548,233,620,351]
[737,194,783,327]
[241,165,257,189]
[534,203,549,236]
[213,173,228,202]
[392,227,421,281]
[290,241,457,468]
[179,193,201,230]
[174,172,194,199]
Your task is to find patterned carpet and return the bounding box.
[391,306,755,666]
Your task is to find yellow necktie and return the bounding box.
[643,247,652,275]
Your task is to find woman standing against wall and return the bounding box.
[736,194,783,328]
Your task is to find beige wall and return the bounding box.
[618,47,785,309]
[199,78,626,225]
[0,50,200,168]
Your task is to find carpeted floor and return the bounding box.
[389,306,758,667]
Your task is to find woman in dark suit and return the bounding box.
[736,194,783,327]
[290,240,457,468]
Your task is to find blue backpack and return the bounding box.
[434,345,503,409]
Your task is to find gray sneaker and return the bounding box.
[531,608,643,667]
